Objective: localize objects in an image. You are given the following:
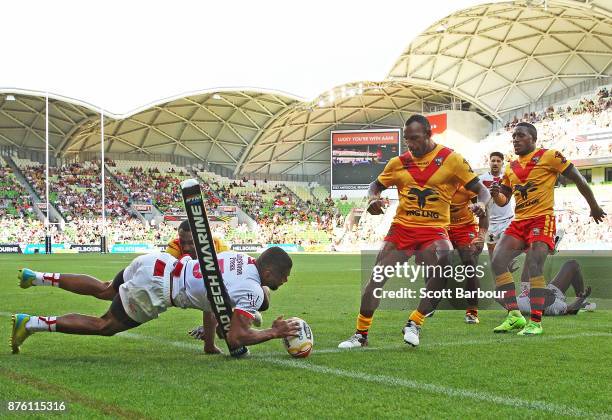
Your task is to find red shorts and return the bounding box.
[384,224,449,256]
[504,215,556,251]
[448,224,478,248]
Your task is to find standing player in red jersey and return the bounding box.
[490,122,606,335]
[338,114,491,348]
[448,185,488,324]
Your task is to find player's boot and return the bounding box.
[338,333,368,349]
[493,311,526,333]
[402,320,420,347]
[11,314,33,354]
[517,321,543,336]
[18,268,36,289]
[464,312,480,324]
[581,302,596,312]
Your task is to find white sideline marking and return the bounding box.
[2,311,609,417]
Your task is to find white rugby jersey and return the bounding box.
[481,171,514,223]
[170,251,264,319]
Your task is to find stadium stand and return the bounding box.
[14,158,130,220]
[0,156,35,219]
[474,88,612,168]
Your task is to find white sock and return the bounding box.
[33,272,60,287]
[25,316,57,332]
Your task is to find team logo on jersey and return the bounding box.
[407,187,439,209]
[532,227,540,235]
[513,181,536,200]
[554,151,567,163]
[434,157,443,166]
[531,156,541,164]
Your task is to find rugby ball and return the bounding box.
[282,317,313,358]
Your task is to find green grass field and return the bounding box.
[1,253,611,419]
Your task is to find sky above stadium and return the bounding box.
[1,0,484,116]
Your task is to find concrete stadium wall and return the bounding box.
[430,110,492,157]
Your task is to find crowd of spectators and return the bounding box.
[0,161,35,218]
[474,88,612,168]
[113,166,220,214]
[19,160,129,220]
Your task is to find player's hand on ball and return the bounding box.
[188,325,205,340]
[367,199,385,215]
[590,206,606,224]
[271,316,301,338]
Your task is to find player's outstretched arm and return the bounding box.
[202,311,222,354]
[366,180,387,215]
[226,313,300,348]
[562,166,607,223]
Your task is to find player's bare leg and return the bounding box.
[491,234,526,332]
[457,247,480,324]
[403,239,453,346]
[18,268,120,300]
[338,241,409,348]
[550,259,584,295]
[11,297,137,353]
[486,242,496,260]
[548,259,593,314]
[515,241,550,336]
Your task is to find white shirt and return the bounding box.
[481,171,514,224]
[171,251,264,318]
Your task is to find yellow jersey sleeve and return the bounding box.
[213,236,229,252]
[501,167,512,189]
[165,238,181,258]
[377,157,402,188]
[545,149,572,174]
[450,153,478,187]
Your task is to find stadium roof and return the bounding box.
[389,0,612,117]
[2,0,612,176]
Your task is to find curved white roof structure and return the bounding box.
[388,0,612,118]
[2,0,612,176]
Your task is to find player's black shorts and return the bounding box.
[109,294,141,328]
[111,269,125,292]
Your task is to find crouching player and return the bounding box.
[448,184,488,324]
[11,247,299,354]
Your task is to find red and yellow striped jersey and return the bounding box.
[377,144,478,228]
